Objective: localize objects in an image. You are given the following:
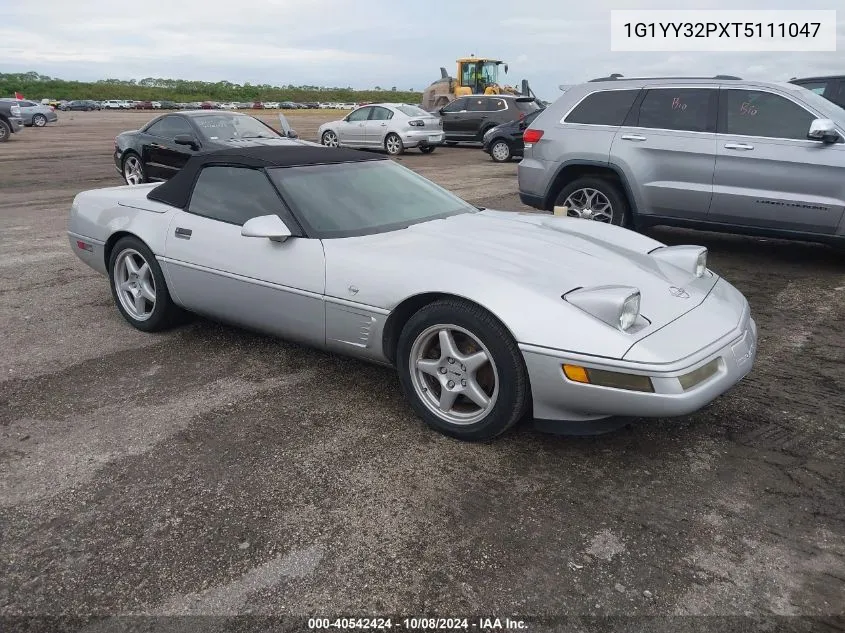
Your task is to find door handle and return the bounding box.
[620,134,647,142]
[724,142,754,150]
[380,123,386,126]
[174,227,192,239]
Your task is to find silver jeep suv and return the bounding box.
[518,75,845,245]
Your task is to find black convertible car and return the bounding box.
[114,110,306,185]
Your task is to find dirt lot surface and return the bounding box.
[0,110,843,630]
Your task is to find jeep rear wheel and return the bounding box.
[553,177,630,227]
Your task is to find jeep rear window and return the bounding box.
[515,99,540,113]
[564,90,639,125]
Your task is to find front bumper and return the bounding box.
[8,117,24,133]
[402,129,444,148]
[521,304,757,424]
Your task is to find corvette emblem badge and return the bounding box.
[669,286,690,298]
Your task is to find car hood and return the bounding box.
[323,210,720,352]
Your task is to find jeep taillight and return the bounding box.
[523,129,544,143]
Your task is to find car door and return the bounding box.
[458,97,489,139]
[162,165,326,347]
[362,106,394,146]
[337,106,371,145]
[17,100,36,123]
[710,87,845,234]
[142,115,199,181]
[439,98,468,138]
[610,86,718,221]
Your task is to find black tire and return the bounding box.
[488,139,512,163]
[553,176,631,227]
[384,133,404,156]
[419,145,436,154]
[32,114,47,127]
[0,120,10,143]
[107,236,187,332]
[396,298,530,442]
[121,151,147,185]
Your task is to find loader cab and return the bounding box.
[456,58,507,96]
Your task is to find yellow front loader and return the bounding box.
[421,55,534,111]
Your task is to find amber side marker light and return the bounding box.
[562,364,654,393]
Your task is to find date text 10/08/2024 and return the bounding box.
[307,617,528,630]
[623,21,822,39]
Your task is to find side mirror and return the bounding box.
[174,134,199,150]
[808,118,839,143]
[241,215,292,242]
[286,129,298,139]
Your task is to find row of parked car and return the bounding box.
[39,99,362,111]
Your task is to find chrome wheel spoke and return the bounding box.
[464,380,491,409]
[416,358,441,377]
[139,281,156,302]
[133,291,147,314]
[438,387,459,412]
[124,256,140,276]
[438,328,461,361]
[463,350,488,373]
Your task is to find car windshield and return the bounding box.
[268,160,478,237]
[192,114,281,141]
[787,84,845,121]
[396,104,430,117]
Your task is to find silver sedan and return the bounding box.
[0,99,58,127]
[317,103,444,155]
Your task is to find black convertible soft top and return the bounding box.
[146,145,387,209]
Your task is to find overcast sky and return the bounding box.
[1,0,843,99]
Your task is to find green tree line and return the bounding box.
[0,72,422,104]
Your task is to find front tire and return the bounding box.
[0,120,10,142]
[384,133,404,156]
[321,130,339,147]
[108,236,186,332]
[122,152,147,185]
[553,176,630,227]
[396,299,530,441]
[489,139,512,162]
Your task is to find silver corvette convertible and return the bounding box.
[67,145,757,441]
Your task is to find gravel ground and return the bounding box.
[0,110,843,632]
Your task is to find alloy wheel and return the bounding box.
[491,141,510,162]
[562,188,614,223]
[114,249,156,321]
[123,156,143,185]
[385,134,402,155]
[322,131,338,147]
[408,324,499,426]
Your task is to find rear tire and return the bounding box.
[553,176,631,227]
[420,145,436,154]
[396,298,529,442]
[489,139,512,162]
[385,133,404,155]
[108,236,187,332]
[32,114,47,127]
[321,130,339,147]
